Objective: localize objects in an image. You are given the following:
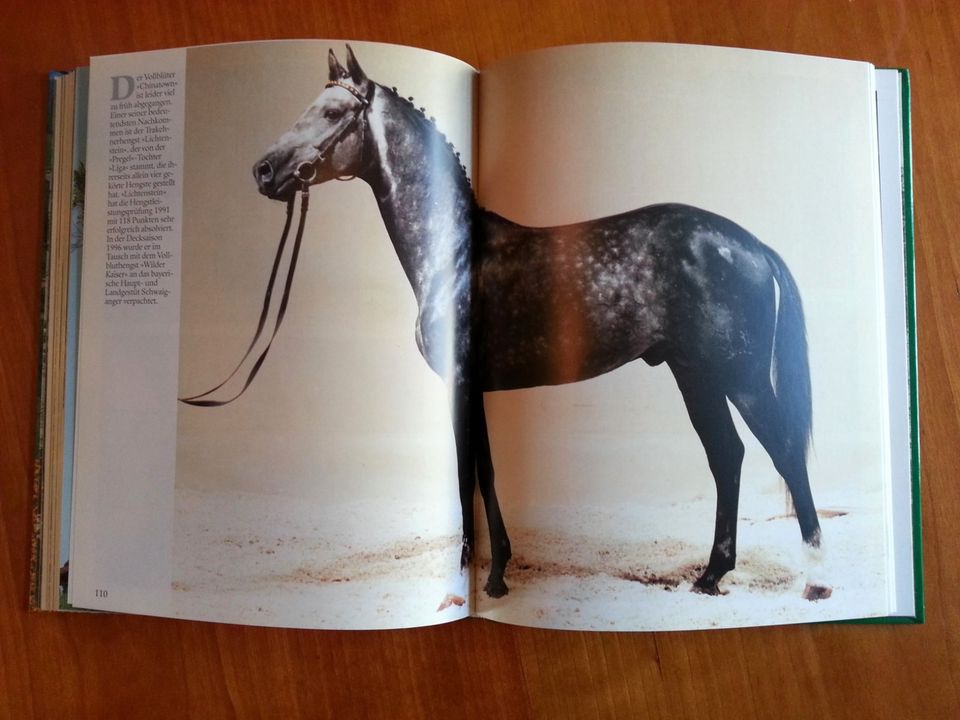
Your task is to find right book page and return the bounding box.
[474,43,896,630]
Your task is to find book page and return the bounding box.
[71,41,477,629]
[875,68,918,618]
[475,43,893,630]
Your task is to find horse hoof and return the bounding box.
[691,576,728,596]
[484,577,509,598]
[691,584,725,596]
[802,583,832,601]
[460,542,471,571]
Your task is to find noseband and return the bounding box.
[294,80,373,185]
[180,81,372,407]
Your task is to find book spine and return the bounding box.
[900,68,923,624]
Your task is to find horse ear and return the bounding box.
[328,49,349,81]
[345,45,369,86]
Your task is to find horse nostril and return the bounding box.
[256,160,274,182]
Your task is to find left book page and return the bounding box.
[69,41,477,629]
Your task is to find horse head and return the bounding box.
[254,46,373,200]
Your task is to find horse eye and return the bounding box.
[324,108,343,121]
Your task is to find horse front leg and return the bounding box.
[670,364,745,595]
[476,397,511,598]
[452,383,475,572]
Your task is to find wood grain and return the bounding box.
[2,1,958,717]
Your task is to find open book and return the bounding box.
[33,40,920,631]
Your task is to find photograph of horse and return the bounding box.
[193,45,831,604]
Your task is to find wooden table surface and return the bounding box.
[2,1,958,717]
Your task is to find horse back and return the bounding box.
[476,203,779,391]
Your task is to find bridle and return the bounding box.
[179,81,373,407]
[294,80,373,185]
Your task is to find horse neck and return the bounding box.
[358,85,475,307]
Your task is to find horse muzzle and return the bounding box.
[253,157,303,201]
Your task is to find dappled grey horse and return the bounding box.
[240,46,828,600]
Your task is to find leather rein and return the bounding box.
[179,81,372,407]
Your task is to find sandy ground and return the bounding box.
[172,486,892,631]
[475,491,893,631]
[172,488,469,629]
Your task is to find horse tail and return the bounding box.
[762,244,813,456]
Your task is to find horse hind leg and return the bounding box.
[669,364,745,595]
[728,381,832,601]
